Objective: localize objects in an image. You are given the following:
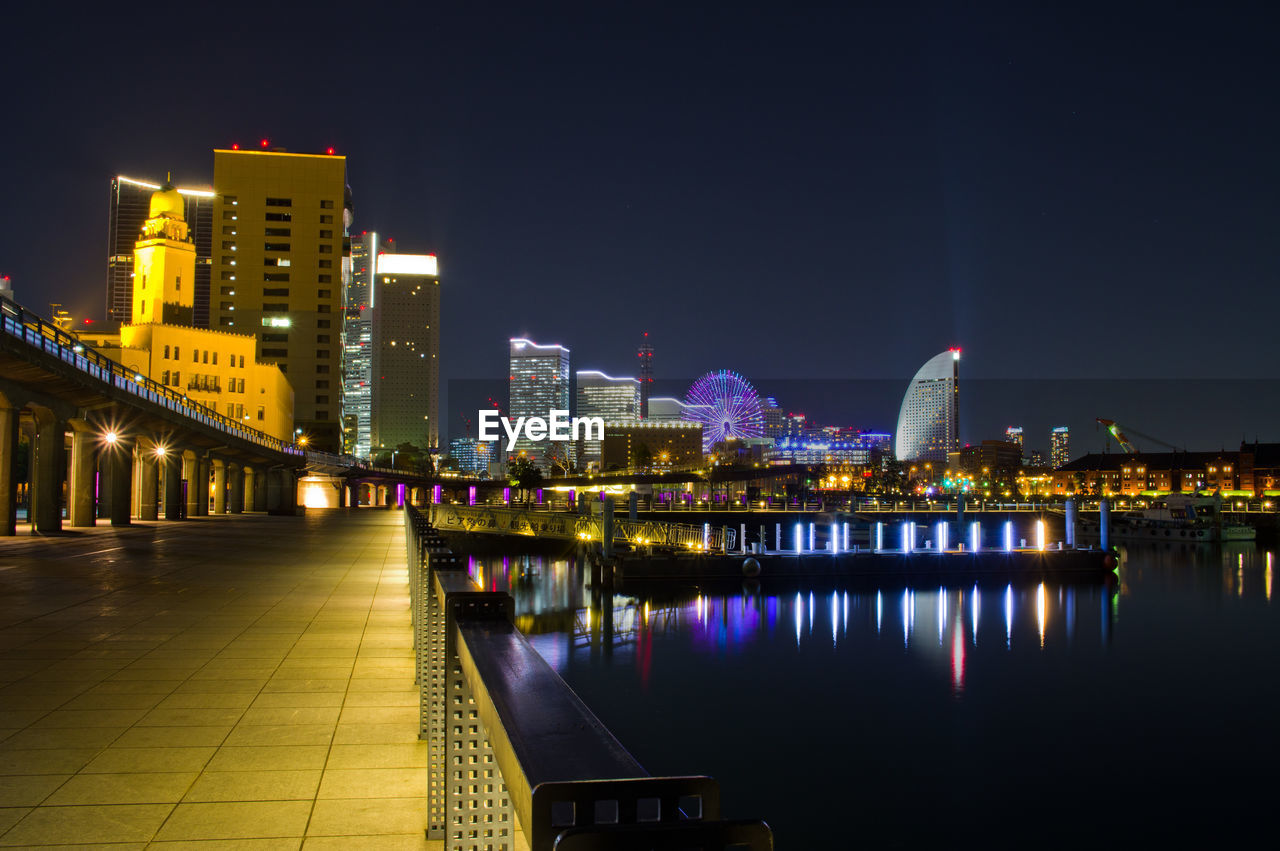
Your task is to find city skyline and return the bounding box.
[3,4,1277,455]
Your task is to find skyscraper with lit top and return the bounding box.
[894,348,960,463]
[508,338,570,469]
[575,370,640,467]
[1051,426,1070,469]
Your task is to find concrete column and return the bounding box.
[0,403,19,536]
[137,445,159,522]
[184,453,202,518]
[212,459,227,514]
[228,464,244,514]
[162,451,183,520]
[197,457,211,516]
[68,427,97,527]
[266,467,283,512]
[32,413,65,533]
[283,470,298,512]
[104,437,133,526]
[337,480,347,508]
[254,466,268,512]
[243,467,256,512]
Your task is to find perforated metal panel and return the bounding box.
[446,647,513,849]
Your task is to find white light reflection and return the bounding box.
[902,589,910,647]
[794,592,803,645]
[952,612,966,694]
[842,591,849,634]
[938,587,947,644]
[1238,553,1244,598]
[808,591,815,634]
[830,592,838,646]
[876,590,883,634]
[1004,584,1013,648]
[971,584,980,645]
[1036,583,1047,647]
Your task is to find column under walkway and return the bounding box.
[0,510,444,848]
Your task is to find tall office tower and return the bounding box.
[760,397,784,444]
[370,254,440,453]
[108,176,213,325]
[1050,426,1070,469]
[1005,426,1024,449]
[575,370,640,468]
[647,396,695,422]
[637,332,654,418]
[211,147,349,450]
[344,232,395,457]
[894,348,960,462]
[508,338,570,470]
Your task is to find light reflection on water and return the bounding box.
[469,541,1280,846]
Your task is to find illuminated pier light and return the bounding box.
[1037,582,1047,647]
[971,584,980,645]
[1035,519,1046,551]
[970,521,981,553]
[1004,584,1014,648]
[936,520,948,552]
[1003,520,1014,553]
[794,522,803,553]
[875,522,884,552]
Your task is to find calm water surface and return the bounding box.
[467,542,1279,848]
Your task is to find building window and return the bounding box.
[221,229,234,237]
[262,348,288,358]
[317,304,330,313]
[263,288,290,297]
[238,378,245,393]
[239,355,245,368]
[317,289,331,298]
[317,365,330,374]
[319,230,333,239]
[262,303,289,312]
[263,333,288,343]
[318,275,332,284]
[172,371,180,385]
[220,256,235,265]
[316,334,330,344]
[318,260,332,269]
[257,407,265,420]
[219,317,234,327]
[265,197,292,207]
[222,210,236,220]
[320,200,334,209]
[223,195,237,204]
[212,352,218,365]
[316,395,329,404]
[264,242,290,252]
[316,349,329,358]
[193,350,198,363]
[174,347,180,359]
[229,351,235,365]
[219,301,233,310]
[264,227,291,237]
[163,345,170,359]
[220,271,236,280]
[265,212,292,222]
[317,319,330,328]
[176,275,181,291]
[161,369,170,385]
[318,244,332,254]
[316,410,329,419]
[316,379,329,388]
[319,214,333,224]
[203,351,209,364]
[264,274,290,283]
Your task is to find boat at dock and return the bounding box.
[1083,494,1255,543]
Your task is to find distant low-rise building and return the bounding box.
[600,421,703,471]
[1051,451,1245,497]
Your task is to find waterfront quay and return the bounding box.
[0,510,452,849]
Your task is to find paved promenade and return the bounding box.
[0,509,438,849]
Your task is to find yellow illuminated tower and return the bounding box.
[132,179,196,326]
[211,147,349,451]
[111,183,295,441]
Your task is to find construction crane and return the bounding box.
[1096,418,1180,454]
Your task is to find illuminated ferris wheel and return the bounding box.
[684,370,765,453]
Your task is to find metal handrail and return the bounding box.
[427,503,736,551]
[403,506,772,850]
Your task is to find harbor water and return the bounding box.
[466,540,1279,847]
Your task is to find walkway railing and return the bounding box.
[0,294,301,457]
[405,506,772,850]
[428,503,737,551]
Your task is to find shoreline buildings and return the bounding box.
[369,253,440,453]
[894,349,960,462]
[508,338,571,470]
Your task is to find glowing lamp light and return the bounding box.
[260,138,269,148]
[1035,520,1046,551]
[326,147,335,155]
[1004,521,1014,553]
[231,143,239,150]
[970,521,981,553]
[154,446,166,457]
[794,522,803,553]
[103,431,118,445]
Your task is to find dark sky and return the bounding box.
[3,3,1276,451]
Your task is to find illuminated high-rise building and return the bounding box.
[894,348,960,463]
[647,396,697,422]
[1050,426,1070,469]
[211,146,350,451]
[508,338,570,469]
[637,332,654,418]
[575,370,640,468]
[760,397,785,444]
[344,232,394,457]
[1006,426,1024,450]
[370,254,440,453]
[108,176,214,325]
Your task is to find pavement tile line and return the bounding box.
[0,510,440,848]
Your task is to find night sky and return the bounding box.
[3,3,1276,454]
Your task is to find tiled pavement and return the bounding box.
[0,509,441,849]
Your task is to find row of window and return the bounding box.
[224,196,335,209]
[161,345,246,368]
